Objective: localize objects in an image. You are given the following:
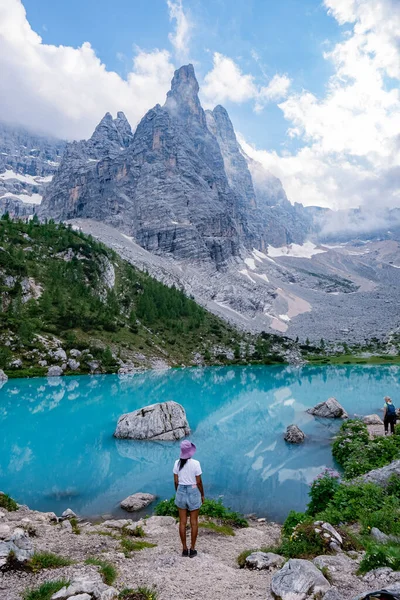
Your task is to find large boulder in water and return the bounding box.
[120,492,156,512]
[307,398,348,419]
[271,558,331,599]
[114,400,190,440]
[284,424,305,444]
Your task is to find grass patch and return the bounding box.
[119,587,158,600]
[0,492,18,512]
[28,552,73,572]
[22,580,69,600]
[199,521,235,536]
[155,497,248,528]
[120,538,157,557]
[237,549,254,568]
[85,557,117,585]
[121,525,145,538]
[88,529,119,539]
[317,565,332,584]
[70,517,81,535]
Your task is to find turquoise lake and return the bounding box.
[1,365,399,522]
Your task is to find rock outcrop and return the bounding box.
[271,558,331,599]
[0,369,8,382]
[284,424,305,444]
[114,400,190,440]
[354,459,400,487]
[51,573,118,599]
[245,551,285,570]
[0,527,34,568]
[307,398,348,419]
[120,492,156,512]
[363,414,383,425]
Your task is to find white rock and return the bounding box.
[10,358,22,368]
[47,365,63,377]
[120,492,156,512]
[245,551,285,570]
[38,360,47,367]
[0,524,11,539]
[271,558,331,600]
[135,516,176,536]
[363,414,383,425]
[114,400,190,440]
[67,358,80,371]
[51,574,118,600]
[0,369,8,382]
[52,348,67,362]
[322,522,343,545]
[61,508,77,519]
[307,397,348,419]
[102,519,133,530]
[61,520,72,532]
[69,349,82,358]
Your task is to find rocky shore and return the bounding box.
[1,499,400,600]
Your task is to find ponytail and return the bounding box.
[179,458,189,470]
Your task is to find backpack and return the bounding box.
[361,592,400,600]
[387,403,396,417]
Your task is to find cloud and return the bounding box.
[241,0,400,211]
[0,0,175,139]
[167,0,192,63]
[202,52,291,110]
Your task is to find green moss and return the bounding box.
[84,557,117,585]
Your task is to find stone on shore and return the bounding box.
[245,551,285,570]
[0,528,34,568]
[363,414,383,425]
[284,424,305,444]
[120,492,156,512]
[61,508,77,519]
[47,365,63,377]
[307,398,348,419]
[353,459,400,487]
[114,400,190,440]
[271,558,331,599]
[51,573,118,599]
[0,369,8,382]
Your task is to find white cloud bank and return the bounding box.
[242,0,400,210]
[0,0,176,139]
[202,53,291,111]
[167,0,192,63]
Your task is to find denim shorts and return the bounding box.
[175,484,202,511]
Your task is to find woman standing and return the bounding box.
[384,396,397,435]
[173,440,204,557]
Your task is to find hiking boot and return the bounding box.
[182,549,189,557]
[189,549,197,558]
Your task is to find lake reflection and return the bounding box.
[0,365,399,521]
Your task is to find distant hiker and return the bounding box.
[384,396,397,435]
[173,440,204,558]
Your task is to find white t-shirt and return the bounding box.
[173,458,202,485]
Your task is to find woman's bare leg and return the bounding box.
[189,509,199,550]
[178,508,188,550]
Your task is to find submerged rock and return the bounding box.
[284,424,305,444]
[245,551,285,570]
[307,398,348,419]
[271,558,331,599]
[120,492,156,512]
[114,400,190,440]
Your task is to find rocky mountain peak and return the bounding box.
[164,64,205,126]
[90,112,123,147]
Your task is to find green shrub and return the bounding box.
[154,497,248,527]
[121,525,145,538]
[359,497,400,536]
[307,469,341,516]
[0,492,18,512]
[22,580,69,600]
[70,517,80,535]
[358,543,400,574]
[332,420,369,467]
[119,587,158,600]
[279,521,326,559]
[85,557,117,585]
[282,511,308,536]
[387,474,400,497]
[317,483,386,525]
[28,552,73,572]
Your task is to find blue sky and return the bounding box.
[1,0,399,211]
[22,0,342,151]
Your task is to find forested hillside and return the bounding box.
[0,216,295,378]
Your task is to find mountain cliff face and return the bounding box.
[40,65,309,268]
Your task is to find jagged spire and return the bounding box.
[164,64,205,126]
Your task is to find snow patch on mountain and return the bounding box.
[267,241,327,259]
